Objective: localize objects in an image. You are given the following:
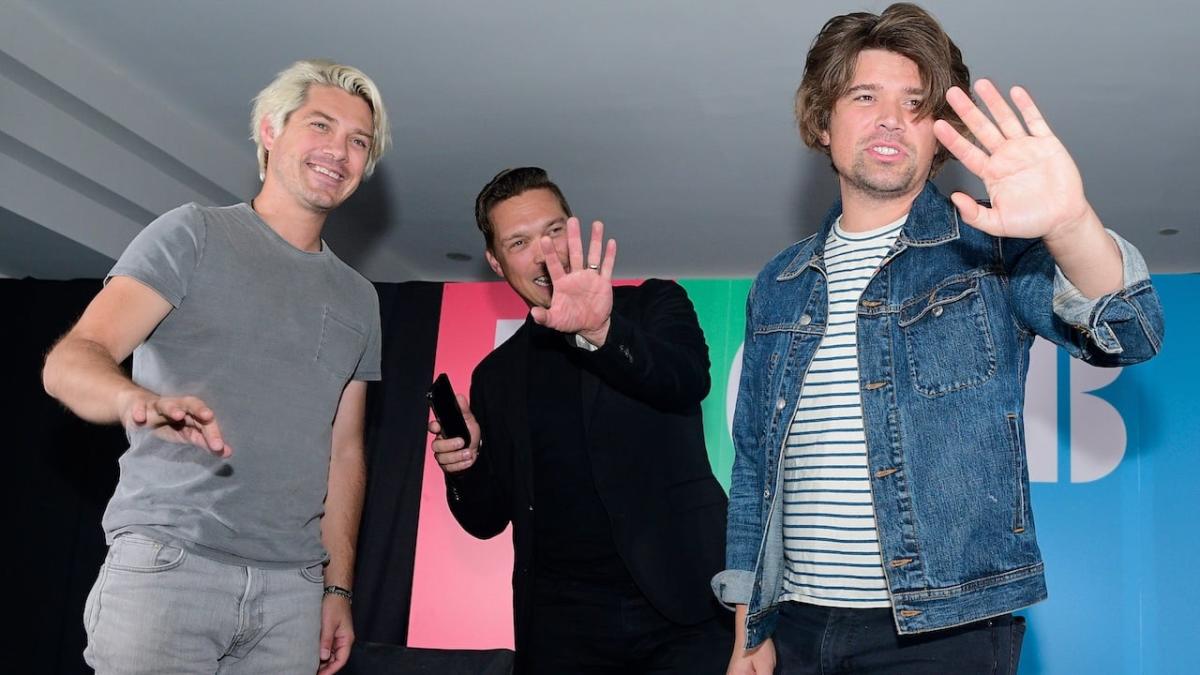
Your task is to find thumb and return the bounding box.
[530,306,549,325]
[319,613,334,660]
[130,398,149,425]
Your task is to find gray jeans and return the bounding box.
[84,534,324,674]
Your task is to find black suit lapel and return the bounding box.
[505,323,535,504]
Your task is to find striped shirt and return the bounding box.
[780,215,904,608]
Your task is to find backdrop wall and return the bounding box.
[9,275,1196,674]
[407,275,1198,675]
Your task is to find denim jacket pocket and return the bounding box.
[899,276,997,397]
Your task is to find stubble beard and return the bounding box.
[841,151,922,202]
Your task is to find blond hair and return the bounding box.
[250,59,391,180]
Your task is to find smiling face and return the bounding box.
[820,49,939,204]
[484,188,570,309]
[259,85,374,213]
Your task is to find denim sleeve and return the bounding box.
[1050,230,1159,356]
[1006,230,1164,366]
[714,280,767,607]
[711,569,754,609]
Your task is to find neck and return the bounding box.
[837,180,923,233]
[250,188,328,252]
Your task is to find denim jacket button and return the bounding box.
[763,487,771,500]
[776,397,787,411]
[799,314,812,326]
[931,305,944,318]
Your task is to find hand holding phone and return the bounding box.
[427,373,471,446]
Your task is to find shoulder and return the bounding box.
[755,234,819,285]
[322,246,380,305]
[474,322,526,380]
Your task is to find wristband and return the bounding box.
[323,585,353,602]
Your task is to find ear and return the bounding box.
[484,248,505,279]
[819,128,831,147]
[259,115,278,152]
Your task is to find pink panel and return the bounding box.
[407,281,528,649]
[407,279,642,649]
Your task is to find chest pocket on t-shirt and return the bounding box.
[315,306,366,381]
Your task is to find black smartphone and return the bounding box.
[427,373,471,446]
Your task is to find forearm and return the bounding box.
[43,336,152,424]
[1041,206,1124,299]
[322,446,366,589]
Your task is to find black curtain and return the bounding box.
[7,279,441,674]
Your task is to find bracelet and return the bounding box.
[323,585,353,602]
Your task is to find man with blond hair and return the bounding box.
[43,59,390,674]
[717,4,1163,673]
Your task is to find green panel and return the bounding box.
[678,278,752,492]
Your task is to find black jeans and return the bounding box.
[773,601,1025,675]
[526,576,731,674]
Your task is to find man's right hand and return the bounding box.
[727,604,776,674]
[727,639,776,675]
[117,389,230,457]
[428,393,481,473]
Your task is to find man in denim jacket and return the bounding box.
[715,4,1164,674]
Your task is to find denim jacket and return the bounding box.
[713,182,1164,648]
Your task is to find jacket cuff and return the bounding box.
[1051,229,1151,355]
[711,569,754,610]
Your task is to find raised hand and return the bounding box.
[933,79,1097,243]
[530,217,617,346]
[118,390,230,457]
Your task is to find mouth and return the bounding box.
[865,140,907,162]
[307,162,345,182]
[533,274,552,288]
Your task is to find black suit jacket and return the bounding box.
[444,279,728,663]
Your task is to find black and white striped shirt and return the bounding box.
[780,215,903,608]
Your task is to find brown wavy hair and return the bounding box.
[795,3,970,175]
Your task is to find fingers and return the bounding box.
[586,220,605,270]
[456,394,482,443]
[152,396,229,457]
[540,235,567,281]
[600,238,617,279]
[319,631,353,675]
[1011,85,1054,137]
[431,394,480,473]
[129,398,149,425]
[973,78,1027,141]
[949,191,1003,236]
[944,85,1005,153]
[566,217,584,273]
[933,119,989,178]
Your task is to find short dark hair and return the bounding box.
[795,2,971,174]
[474,167,572,250]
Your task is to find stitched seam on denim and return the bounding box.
[890,562,1044,601]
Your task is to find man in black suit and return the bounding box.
[429,167,730,674]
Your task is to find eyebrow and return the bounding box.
[845,84,925,96]
[305,110,374,139]
[499,217,567,244]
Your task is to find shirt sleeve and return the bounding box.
[352,284,383,381]
[106,203,207,308]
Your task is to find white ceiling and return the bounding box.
[2,0,1196,282]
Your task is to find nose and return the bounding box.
[876,98,905,133]
[323,133,350,162]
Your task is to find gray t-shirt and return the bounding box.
[102,202,381,568]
